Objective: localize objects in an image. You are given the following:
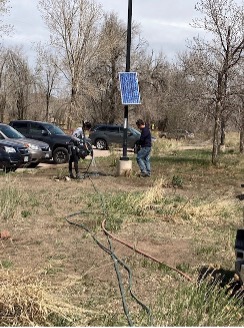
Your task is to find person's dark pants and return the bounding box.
[68,146,79,178]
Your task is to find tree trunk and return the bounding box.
[17,90,25,120]
[0,94,6,122]
[240,105,244,153]
[220,119,226,146]
[212,100,221,165]
[109,56,117,124]
[212,72,224,165]
[68,87,77,130]
[45,94,50,121]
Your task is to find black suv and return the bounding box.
[9,120,74,164]
[89,124,141,150]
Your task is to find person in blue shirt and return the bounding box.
[136,119,152,177]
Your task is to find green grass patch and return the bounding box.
[1,259,13,269]
[153,279,243,326]
[0,183,22,220]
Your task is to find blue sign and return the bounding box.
[119,72,141,105]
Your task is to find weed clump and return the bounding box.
[0,270,92,326]
[0,178,22,220]
[154,278,243,326]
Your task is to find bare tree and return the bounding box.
[35,45,60,121]
[239,96,244,152]
[190,0,244,164]
[227,63,244,152]
[0,46,9,121]
[38,0,103,129]
[0,0,12,121]
[85,12,127,124]
[136,51,170,125]
[6,49,33,120]
[0,0,12,37]
[83,12,147,125]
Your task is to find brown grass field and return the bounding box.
[0,134,244,326]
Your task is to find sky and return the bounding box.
[1,0,204,66]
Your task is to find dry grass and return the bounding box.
[127,177,167,212]
[0,269,94,326]
[151,138,183,156]
[225,132,240,148]
[0,176,23,221]
[0,135,243,326]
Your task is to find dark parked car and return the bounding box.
[9,120,91,164]
[159,129,195,140]
[0,139,31,172]
[89,124,141,150]
[0,123,51,167]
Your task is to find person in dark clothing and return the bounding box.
[68,122,92,179]
[68,138,83,179]
[136,119,152,177]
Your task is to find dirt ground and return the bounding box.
[12,154,195,270]
[0,141,241,325]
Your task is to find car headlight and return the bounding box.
[25,143,40,150]
[4,146,16,153]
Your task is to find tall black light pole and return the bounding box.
[121,0,132,161]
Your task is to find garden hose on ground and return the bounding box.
[67,151,152,326]
[101,219,193,283]
[82,153,193,283]
[66,151,192,326]
[65,211,152,326]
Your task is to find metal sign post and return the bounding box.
[121,0,133,161]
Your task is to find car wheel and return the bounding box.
[95,139,107,150]
[53,147,69,164]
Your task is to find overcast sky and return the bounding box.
[2,0,204,66]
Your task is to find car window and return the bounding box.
[45,124,66,135]
[12,122,28,134]
[107,126,119,133]
[96,126,107,131]
[0,125,24,139]
[30,123,45,136]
